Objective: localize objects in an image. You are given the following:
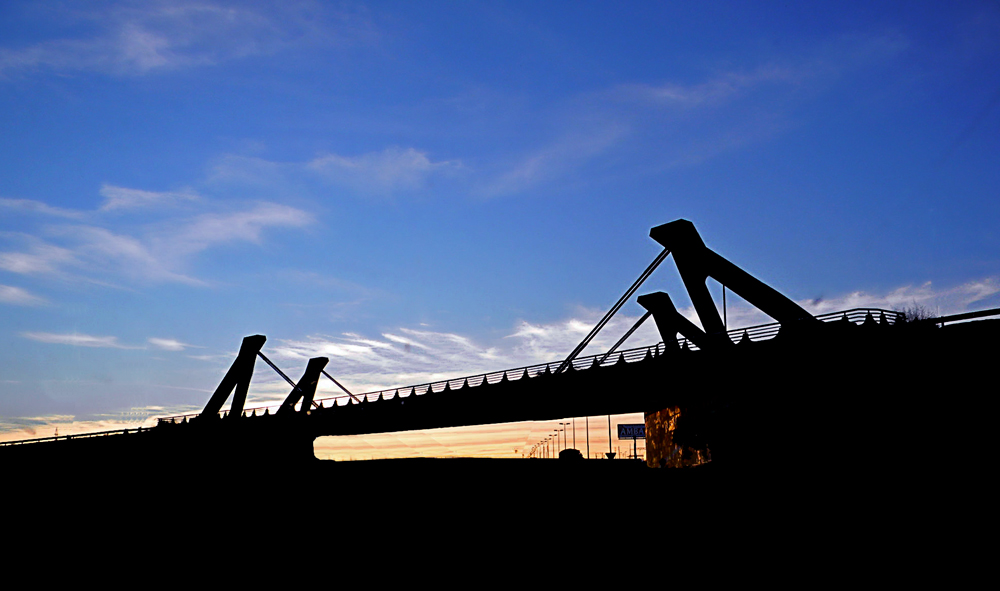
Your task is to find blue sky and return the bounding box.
[1,1,998,453]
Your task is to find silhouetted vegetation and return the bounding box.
[898,304,935,323]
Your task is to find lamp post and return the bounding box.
[608,414,613,459]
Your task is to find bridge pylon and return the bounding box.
[278,357,329,415]
[199,334,266,419]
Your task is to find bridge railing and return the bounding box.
[305,307,901,407]
[0,427,146,447]
[156,307,900,421]
[672,307,904,350]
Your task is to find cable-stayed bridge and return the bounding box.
[4,220,997,468]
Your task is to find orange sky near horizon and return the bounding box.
[0,409,648,462]
[313,412,647,461]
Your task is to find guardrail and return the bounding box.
[929,307,1000,326]
[0,427,147,447]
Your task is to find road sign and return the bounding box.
[618,424,645,439]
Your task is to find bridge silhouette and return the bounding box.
[5,220,997,469]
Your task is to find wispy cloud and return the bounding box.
[477,65,791,197]
[2,198,312,286]
[307,147,463,195]
[274,329,502,394]
[504,311,662,364]
[54,224,200,284]
[210,147,463,198]
[616,32,908,109]
[270,310,659,396]
[99,184,198,211]
[148,337,201,351]
[474,64,804,197]
[160,202,312,256]
[618,65,800,107]
[0,238,77,276]
[21,331,140,349]
[0,284,47,306]
[0,198,85,219]
[478,31,912,195]
[480,123,628,197]
[0,2,374,78]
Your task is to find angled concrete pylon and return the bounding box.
[200,335,267,419]
[649,220,815,335]
[637,291,724,350]
[277,357,330,415]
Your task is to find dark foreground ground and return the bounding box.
[8,454,984,582]
[10,455,723,516]
[10,456,691,498]
[5,454,907,516]
[10,456,719,541]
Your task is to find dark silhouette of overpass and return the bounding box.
[5,220,997,469]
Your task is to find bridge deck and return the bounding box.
[4,309,996,470]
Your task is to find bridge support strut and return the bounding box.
[200,335,266,419]
[278,357,330,415]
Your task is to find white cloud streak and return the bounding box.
[99,184,199,211]
[148,337,201,351]
[0,198,85,219]
[479,32,912,196]
[161,202,312,256]
[58,224,200,284]
[209,147,463,198]
[476,66,797,197]
[0,240,77,276]
[480,124,628,197]
[271,311,660,396]
[3,199,312,286]
[619,65,800,107]
[0,284,47,306]
[307,147,462,195]
[21,331,140,349]
[0,2,371,78]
